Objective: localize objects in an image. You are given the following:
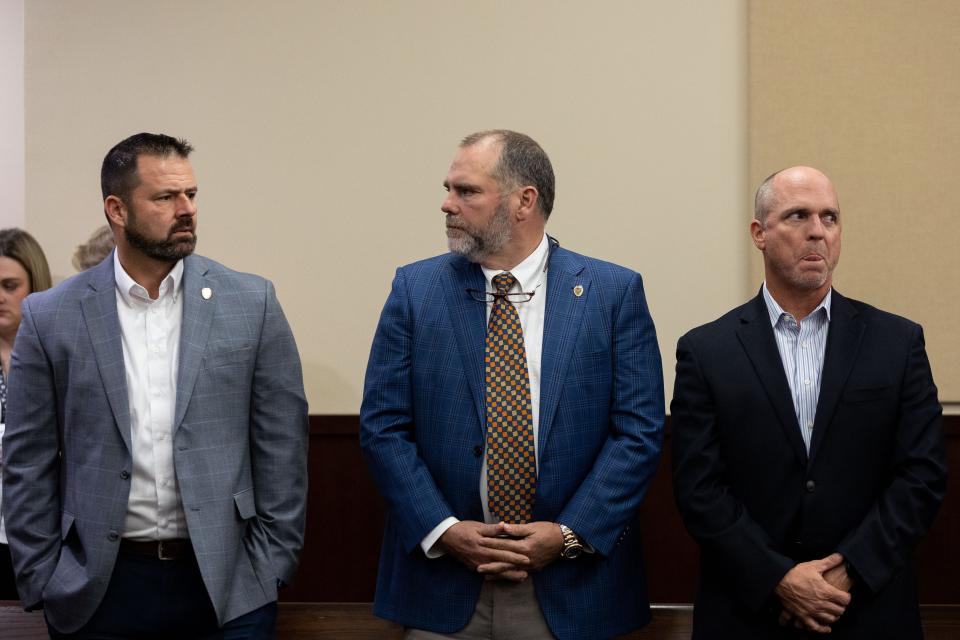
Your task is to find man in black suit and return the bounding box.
[671,166,946,638]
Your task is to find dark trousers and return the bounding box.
[46,546,277,639]
[0,543,19,600]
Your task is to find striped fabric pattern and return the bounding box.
[762,284,831,452]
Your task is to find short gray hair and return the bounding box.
[754,169,782,224]
[460,130,556,219]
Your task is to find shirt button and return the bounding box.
[806,421,814,429]
[800,341,807,348]
[151,345,160,354]
[803,378,811,385]
[159,518,169,528]
[120,470,130,480]
[805,480,816,493]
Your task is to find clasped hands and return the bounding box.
[775,553,854,634]
[439,520,564,581]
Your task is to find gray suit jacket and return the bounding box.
[1,253,309,633]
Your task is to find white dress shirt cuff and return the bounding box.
[421,517,459,558]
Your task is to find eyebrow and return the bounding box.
[443,180,480,191]
[781,206,839,217]
[154,186,198,196]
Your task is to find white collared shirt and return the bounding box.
[421,234,550,556]
[114,253,188,540]
[762,283,832,453]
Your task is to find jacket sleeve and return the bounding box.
[2,297,63,610]
[670,332,795,612]
[247,280,310,586]
[555,272,666,556]
[359,269,456,552]
[835,324,947,593]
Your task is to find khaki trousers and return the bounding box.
[404,579,555,640]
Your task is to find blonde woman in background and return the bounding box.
[72,224,115,271]
[0,228,52,601]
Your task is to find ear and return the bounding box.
[749,219,766,250]
[515,186,539,221]
[104,196,126,227]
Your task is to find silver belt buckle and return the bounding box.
[157,540,176,560]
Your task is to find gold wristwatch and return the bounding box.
[558,524,584,559]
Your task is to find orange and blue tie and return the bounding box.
[485,272,536,524]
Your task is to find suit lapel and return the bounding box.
[538,244,588,451]
[735,293,808,468]
[808,291,864,461]
[80,256,132,452]
[444,256,488,429]
[173,256,216,433]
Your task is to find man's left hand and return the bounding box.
[476,521,564,573]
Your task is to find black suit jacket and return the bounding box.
[670,289,946,639]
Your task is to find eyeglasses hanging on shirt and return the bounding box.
[465,257,549,304]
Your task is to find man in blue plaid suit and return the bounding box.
[361,130,665,640]
[2,133,308,638]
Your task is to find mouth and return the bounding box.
[802,254,824,262]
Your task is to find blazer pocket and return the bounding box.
[203,345,253,370]
[233,488,257,521]
[842,385,892,404]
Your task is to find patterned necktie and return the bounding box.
[485,272,536,524]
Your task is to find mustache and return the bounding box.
[170,220,195,234]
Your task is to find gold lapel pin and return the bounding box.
[201,287,213,300]
[573,284,584,297]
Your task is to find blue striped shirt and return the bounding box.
[762,283,832,453]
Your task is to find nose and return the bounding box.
[441,192,457,216]
[176,193,197,216]
[806,215,826,239]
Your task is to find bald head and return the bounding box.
[754,166,839,226]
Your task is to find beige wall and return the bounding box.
[0,0,24,228]
[750,0,960,409]
[23,1,749,412]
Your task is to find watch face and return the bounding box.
[563,545,582,559]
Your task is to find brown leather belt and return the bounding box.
[120,538,193,561]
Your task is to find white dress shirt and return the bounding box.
[421,234,550,557]
[762,283,832,453]
[114,253,188,540]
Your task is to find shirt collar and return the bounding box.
[762,282,832,327]
[481,234,549,292]
[114,251,184,305]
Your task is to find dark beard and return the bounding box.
[125,221,197,261]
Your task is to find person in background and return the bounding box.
[0,228,52,601]
[72,224,115,271]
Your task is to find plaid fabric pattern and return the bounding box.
[484,273,536,524]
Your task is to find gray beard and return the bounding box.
[447,201,512,264]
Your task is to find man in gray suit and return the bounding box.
[2,133,309,638]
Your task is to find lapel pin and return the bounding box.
[573,285,584,297]
[201,287,213,300]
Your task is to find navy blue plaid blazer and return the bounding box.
[360,239,664,640]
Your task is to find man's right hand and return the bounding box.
[439,521,531,581]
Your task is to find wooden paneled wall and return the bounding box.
[281,415,960,604]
